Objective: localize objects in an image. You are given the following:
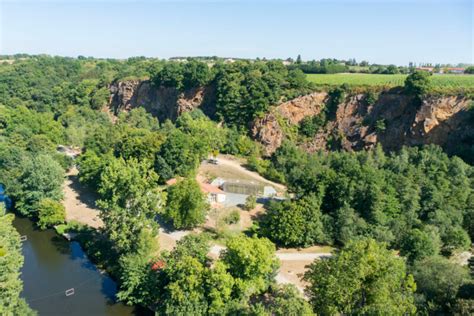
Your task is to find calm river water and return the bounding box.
[13,216,140,316]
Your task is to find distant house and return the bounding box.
[416,67,434,72]
[445,67,465,74]
[166,178,226,204]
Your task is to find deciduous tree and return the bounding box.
[304,239,417,315]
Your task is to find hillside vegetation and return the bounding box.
[0,55,473,315]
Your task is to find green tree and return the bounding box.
[116,229,158,305]
[304,239,417,315]
[464,66,474,74]
[404,70,432,97]
[172,234,210,264]
[205,261,235,315]
[400,227,441,262]
[222,235,279,297]
[412,256,470,313]
[15,154,64,216]
[441,226,471,254]
[299,113,326,137]
[37,198,66,229]
[90,87,110,110]
[0,213,36,315]
[153,62,184,90]
[161,255,208,315]
[296,54,302,65]
[182,60,212,89]
[78,151,112,191]
[164,178,209,229]
[261,194,327,247]
[253,284,315,316]
[97,158,163,253]
[157,128,201,178]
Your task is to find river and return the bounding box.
[13,216,140,316]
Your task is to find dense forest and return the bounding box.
[0,55,472,315]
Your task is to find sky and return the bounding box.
[0,0,472,65]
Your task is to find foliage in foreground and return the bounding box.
[304,239,417,315]
[117,234,291,315]
[0,213,36,315]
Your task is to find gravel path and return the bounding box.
[275,253,331,261]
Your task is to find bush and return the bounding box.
[224,210,240,225]
[375,119,386,133]
[37,198,66,229]
[55,224,68,235]
[299,113,326,137]
[244,195,257,211]
[404,70,432,98]
[365,91,378,106]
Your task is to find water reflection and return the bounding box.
[13,216,140,316]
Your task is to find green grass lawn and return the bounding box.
[307,73,474,89]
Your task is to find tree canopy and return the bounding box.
[0,213,36,315]
[304,239,417,315]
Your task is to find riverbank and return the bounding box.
[63,167,103,228]
[13,216,136,315]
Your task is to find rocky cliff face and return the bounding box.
[251,92,328,155]
[252,90,473,156]
[109,80,215,121]
[109,80,472,159]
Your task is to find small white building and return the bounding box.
[199,182,226,203]
[263,186,277,197]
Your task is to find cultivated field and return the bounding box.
[307,73,474,89]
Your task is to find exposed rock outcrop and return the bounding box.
[251,92,328,155]
[252,90,473,156]
[109,80,472,159]
[109,80,215,121]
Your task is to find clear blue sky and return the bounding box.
[0,0,472,65]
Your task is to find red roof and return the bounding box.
[151,260,166,271]
[199,182,225,194]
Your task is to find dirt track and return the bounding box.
[63,167,104,229]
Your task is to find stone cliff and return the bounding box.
[109,80,215,121]
[109,80,473,158]
[251,90,473,156]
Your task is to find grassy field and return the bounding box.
[307,73,474,89]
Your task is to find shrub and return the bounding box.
[55,224,68,235]
[37,198,66,229]
[365,91,378,106]
[375,119,386,133]
[298,113,326,137]
[404,70,432,98]
[224,210,240,225]
[244,195,257,211]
